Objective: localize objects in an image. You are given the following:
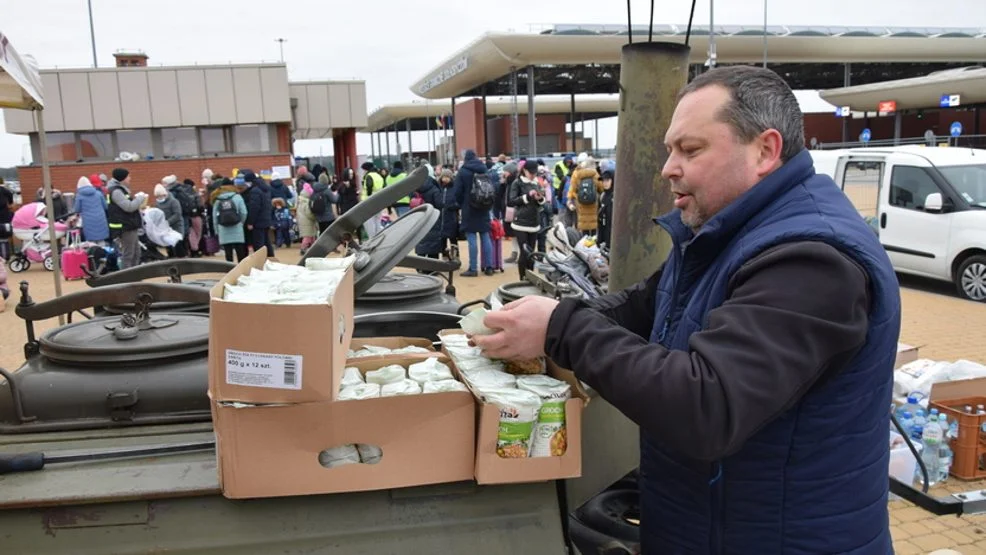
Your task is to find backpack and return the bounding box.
[309,190,328,215]
[577,177,597,205]
[216,196,241,226]
[173,187,197,217]
[409,192,424,209]
[469,173,496,210]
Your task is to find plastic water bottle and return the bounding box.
[921,414,942,487]
[912,409,927,442]
[897,396,920,421]
[929,408,939,418]
[940,442,953,482]
[899,414,914,439]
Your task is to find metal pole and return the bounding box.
[594,118,600,154]
[370,132,375,160]
[842,64,851,143]
[425,107,432,164]
[450,97,457,166]
[527,66,537,157]
[376,132,383,165]
[894,111,902,146]
[481,86,489,156]
[762,0,768,68]
[443,113,450,166]
[35,110,65,319]
[385,126,391,164]
[509,69,520,157]
[570,90,577,153]
[88,0,98,68]
[708,0,717,69]
[406,118,413,167]
[275,39,286,63]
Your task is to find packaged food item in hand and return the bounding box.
[517,375,572,457]
[459,308,496,336]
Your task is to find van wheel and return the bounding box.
[956,255,986,302]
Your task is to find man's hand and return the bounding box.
[470,296,560,360]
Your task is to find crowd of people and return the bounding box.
[0,149,616,291]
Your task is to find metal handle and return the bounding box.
[0,452,45,474]
[16,282,211,322]
[85,259,236,287]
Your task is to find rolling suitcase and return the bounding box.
[489,219,505,273]
[60,230,90,280]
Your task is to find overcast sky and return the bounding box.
[1,0,982,167]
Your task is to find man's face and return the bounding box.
[662,85,772,232]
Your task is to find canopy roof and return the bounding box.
[820,66,986,111]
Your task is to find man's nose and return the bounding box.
[662,154,681,181]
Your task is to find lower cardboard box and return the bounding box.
[211,356,476,499]
[437,328,589,485]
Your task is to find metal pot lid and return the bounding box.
[104,279,215,313]
[360,273,444,301]
[498,281,548,302]
[39,313,209,365]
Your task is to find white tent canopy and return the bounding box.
[0,30,64,304]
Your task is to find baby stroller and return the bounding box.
[7,202,73,273]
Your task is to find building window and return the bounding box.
[162,127,198,158]
[117,129,153,157]
[43,132,77,162]
[233,124,270,153]
[79,132,114,159]
[200,127,229,154]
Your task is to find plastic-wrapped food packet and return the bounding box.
[517,375,572,457]
[408,358,454,384]
[340,367,364,389]
[364,365,406,385]
[338,383,381,401]
[423,380,469,394]
[381,379,422,397]
[482,388,542,458]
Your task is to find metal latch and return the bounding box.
[107,391,139,421]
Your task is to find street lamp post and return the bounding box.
[275,38,286,63]
[88,0,98,68]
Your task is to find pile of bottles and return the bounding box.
[894,395,963,486]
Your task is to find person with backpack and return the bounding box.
[106,168,146,269]
[567,153,604,235]
[211,178,249,262]
[453,149,495,277]
[310,172,339,235]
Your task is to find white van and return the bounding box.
[810,146,986,302]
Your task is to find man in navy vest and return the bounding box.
[473,66,900,554]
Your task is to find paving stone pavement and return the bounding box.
[892,275,986,554]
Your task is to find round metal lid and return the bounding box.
[103,279,215,314]
[350,206,439,297]
[360,273,444,301]
[498,281,549,303]
[39,313,210,365]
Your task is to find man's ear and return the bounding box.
[756,129,784,176]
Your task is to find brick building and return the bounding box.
[3,53,367,195]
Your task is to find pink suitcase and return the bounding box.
[60,230,90,280]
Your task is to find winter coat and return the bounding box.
[453,154,492,234]
[437,181,459,242]
[269,179,291,204]
[336,180,360,215]
[414,178,445,256]
[310,181,339,224]
[568,168,603,231]
[507,176,546,233]
[212,191,248,246]
[0,186,13,226]
[73,184,110,242]
[246,181,273,228]
[156,194,185,235]
[296,189,318,239]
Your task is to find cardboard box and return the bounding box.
[437,329,588,485]
[208,249,355,404]
[212,355,476,499]
[347,337,440,362]
[896,343,920,369]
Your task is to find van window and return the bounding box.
[842,161,883,218]
[889,166,941,211]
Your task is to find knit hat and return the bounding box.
[601,169,615,181]
[162,175,178,186]
[77,176,92,190]
[440,168,454,181]
[241,170,257,184]
[361,161,374,171]
[154,184,168,197]
[271,171,281,180]
[89,173,102,186]
[220,177,234,186]
[202,168,214,179]
[183,178,195,187]
[112,168,129,181]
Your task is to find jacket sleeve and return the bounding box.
[507,179,528,207]
[453,174,466,207]
[245,191,259,226]
[236,195,248,221]
[544,241,871,461]
[111,188,142,213]
[165,199,182,228]
[567,171,580,202]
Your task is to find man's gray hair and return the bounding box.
[679,66,805,163]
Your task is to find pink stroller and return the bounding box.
[8,202,71,272]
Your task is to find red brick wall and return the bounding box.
[489,114,580,155]
[17,153,293,197]
[452,99,486,156]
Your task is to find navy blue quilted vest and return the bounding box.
[641,150,900,554]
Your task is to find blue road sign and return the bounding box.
[950,122,963,137]
[860,128,872,143]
